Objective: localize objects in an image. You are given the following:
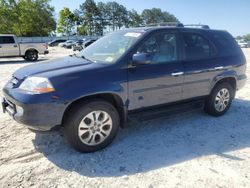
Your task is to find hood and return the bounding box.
[14,56,95,79]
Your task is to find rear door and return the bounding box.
[181,32,223,99]
[0,36,19,56]
[128,31,184,110]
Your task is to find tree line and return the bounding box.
[236,34,250,41]
[0,0,179,36]
[58,0,179,36]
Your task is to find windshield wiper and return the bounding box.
[80,55,94,63]
[70,54,92,62]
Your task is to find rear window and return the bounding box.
[208,31,239,56]
[0,36,15,44]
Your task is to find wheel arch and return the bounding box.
[62,93,127,128]
[25,48,39,56]
[210,76,237,98]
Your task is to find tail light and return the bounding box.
[44,43,48,49]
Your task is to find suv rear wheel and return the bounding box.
[204,82,235,116]
[63,100,120,153]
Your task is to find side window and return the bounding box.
[1,36,15,44]
[137,33,178,64]
[183,33,212,60]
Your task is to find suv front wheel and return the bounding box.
[204,82,235,116]
[63,100,120,153]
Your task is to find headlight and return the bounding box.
[19,77,55,94]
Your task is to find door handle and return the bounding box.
[0,46,2,48]
[171,72,184,76]
[214,66,223,70]
[13,45,18,47]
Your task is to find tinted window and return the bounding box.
[0,36,15,44]
[137,33,178,64]
[183,33,212,60]
[208,31,239,56]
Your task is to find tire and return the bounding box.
[204,82,235,116]
[26,50,38,61]
[63,100,120,153]
[22,56,28,60]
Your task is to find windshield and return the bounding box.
[77,30,143,64]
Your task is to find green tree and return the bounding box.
[243,34,250,41]
[57,7,76,35]
[77,25,88,35]
[128,9,143,27]
[75,0,179,35]
[0,0,56,36]
[236,36,243,40]
[105,1,129,31]
[78,0,99,35]
[141,8,178,25]
[96,2,109,35]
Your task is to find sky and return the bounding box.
[50,0,250,37]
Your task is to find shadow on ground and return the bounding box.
[0,58,48,65]
[33,98,250,177]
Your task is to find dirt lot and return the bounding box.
[0,48,250,188]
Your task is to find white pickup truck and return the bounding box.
[237,40,249,48]
[0,34,49,61]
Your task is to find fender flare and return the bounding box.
[209,70,237,94]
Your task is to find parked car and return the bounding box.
[72,40,86,51]
[81,39,97,49]
[58,40,75,48]
[48,39,67,47]
[0,34,48,61]
[237,40,249,48]
[72,39,96,51]
[1,24,247,153]
[64,40,77,49]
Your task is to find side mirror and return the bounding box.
[132,53,152,66]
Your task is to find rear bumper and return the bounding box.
[237,74,247,90]
[1,90,65,131]
[73,45,83,50]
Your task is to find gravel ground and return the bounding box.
[0,47,250,188]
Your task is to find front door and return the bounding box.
[0,36,19,57]
[128,32,184,110]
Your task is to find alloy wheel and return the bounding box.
[78,110,113,146]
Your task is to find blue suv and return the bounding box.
[2,24,247,152]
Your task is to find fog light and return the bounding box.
[16,105,24,116]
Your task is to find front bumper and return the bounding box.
[1,91,66,131]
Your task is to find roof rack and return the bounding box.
[140,22,210,29]
[145,22,184,27]
[184,24,210,29]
